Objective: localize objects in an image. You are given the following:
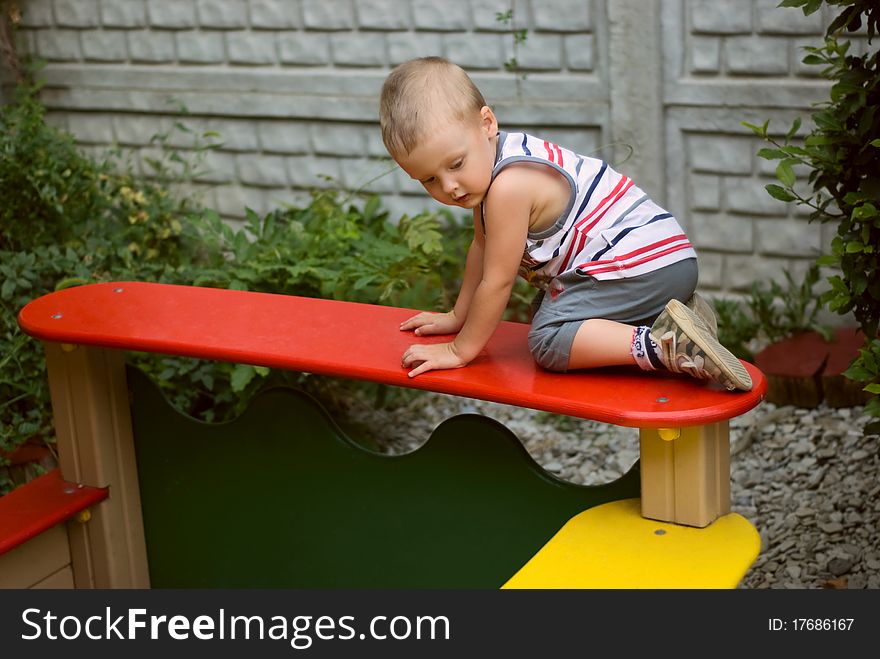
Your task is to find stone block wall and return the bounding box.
[6,0,861,294]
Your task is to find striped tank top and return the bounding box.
[489,131,696,290]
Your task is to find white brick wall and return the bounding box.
[5,0,858,295]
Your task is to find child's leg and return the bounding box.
[528,259,751,391]
[555,305,752,391]
[566,319,637,369]
[528,259,697,372]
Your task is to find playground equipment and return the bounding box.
[2,282,766,588]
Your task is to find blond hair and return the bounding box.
[380,57,487,157]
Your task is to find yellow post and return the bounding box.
[43,342,150,588]
[638,421,730,528]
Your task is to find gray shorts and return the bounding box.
[527,258,699,372]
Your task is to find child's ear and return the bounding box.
[479,106,498,137]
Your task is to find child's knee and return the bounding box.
[527,324,570,372]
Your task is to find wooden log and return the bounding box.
[823,328,870,408]
[754,331,828,408]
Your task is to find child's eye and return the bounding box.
[420,176,435,184]
[450,159,463,170]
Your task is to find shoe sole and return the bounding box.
[665,298,753,391]
[687,292,717,337]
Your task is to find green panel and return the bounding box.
[129,367,640,588]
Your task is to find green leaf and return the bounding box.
[864,384,880,395]
[230,364,256,393]
[776,161,796,187]
[353,274,376,290]
[853,205,878,220]
[757,148,787,160]
[765,184,796,202]
[1,279,15,300]
[845,241,864,253]
[741,121,769,137]
[871,139,880,147]
[55,277,88,291]
[844,364,873,381]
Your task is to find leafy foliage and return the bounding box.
[744,0,880,428]
[0,83,214,487]
[1,80,516,492]
[712,264,829,361]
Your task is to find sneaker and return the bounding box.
[686,292,718,337]
[651,299,752,391]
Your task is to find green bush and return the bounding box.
[745,0,879,431]
[1,83,500,493]
[712,264,829,361]
[0,84,213,487]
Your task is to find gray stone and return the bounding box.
[81,30,128,62]
[147,0,198,29]
[330,33,386,67]
[176,31,226,64]
[302,0,355,30]
[197,1,248,29]
[387,32,444,65]
[533,0,591,32]
[250,0,302,29]
[827,556,854,576]
[55,0,101,27]
[690,212,753,252]
[504,34,563,71]
[35,30,82,61]
[356,0,411,30]
[725,37,790,76]
[691,0,753,34]
[226,32,277,64]
[564,34,595,72]
[443,33,504,70]
[412,0,471,32]
[278,33,331,65]
[691,36,721,73]
[127,31,176,62]
[471,0,513,32]
[101,0,148,28]
[756,0,824,35]
[19,0,54,27]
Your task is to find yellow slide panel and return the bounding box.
[503,498,760,589]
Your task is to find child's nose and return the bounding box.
[441,177,458,194]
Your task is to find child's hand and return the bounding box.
[401,342,467,378]
[399,310,463,336]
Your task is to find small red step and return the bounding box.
[0,469,108,555]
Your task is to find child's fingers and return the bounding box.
[407,361,433,378]
[399,312,433,331]
[400,345,422,368]
[401,345,435,376]
[413,322,441,336]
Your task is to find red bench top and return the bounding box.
[19,282,765,428]
[0,469,108,556]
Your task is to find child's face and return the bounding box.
[395,107,498,210]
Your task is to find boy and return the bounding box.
[380,57,751,392]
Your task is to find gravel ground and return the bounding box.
[345,390,880,589]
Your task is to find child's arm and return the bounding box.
[401,171,532,377]
[398,233,485,336]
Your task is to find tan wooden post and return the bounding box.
[43,342,150,588]
[638,421,731,528]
